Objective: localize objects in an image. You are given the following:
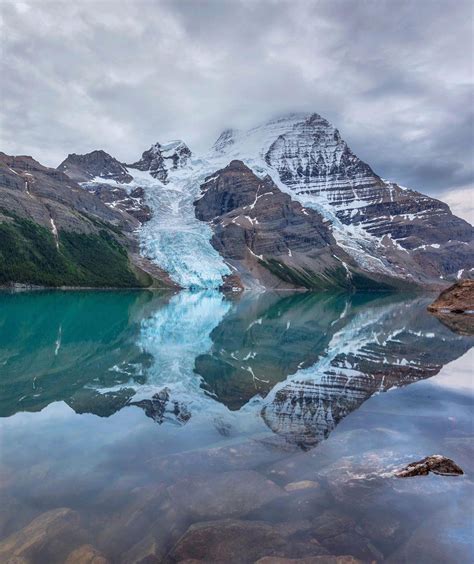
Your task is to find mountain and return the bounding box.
[1,111,472,289]
[59,150,152,224]
[210,113,473,286]
[57,149,132,183]
[260,294,471,450]
[195,160,407,290]
[0,152,174,288]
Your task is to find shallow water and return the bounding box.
[0,290,473,563]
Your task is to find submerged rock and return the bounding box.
[169,519,284,563]
[256,558,362,564]
[65,544,109,564]
[167,470,286,520]
[395,455,464,477]
[0,508,83,563]
[284,480,320,492]
[431,312,474,336]
[168,518,330,563]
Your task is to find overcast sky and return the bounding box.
[1,0,472,217]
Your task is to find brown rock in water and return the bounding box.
[167,470,286,520]
[169,519,288,563]
[65,544,109,564]
[432,312,474,335]
[428,280,474,313]
[220,272,245,293]
[0,507,83,563]
[395,455,464,477]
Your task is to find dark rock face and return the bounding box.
[428,280,474,313]
[84,184,152,224]
[57,150,152,226]
[57,150,132,183]
[128,140,191,182]
[395,455,464,477]
[194,160,395,290]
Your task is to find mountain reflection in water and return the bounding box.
[0,290,471,450]
[1,289,473,563]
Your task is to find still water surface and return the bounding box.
[0,290,473,563]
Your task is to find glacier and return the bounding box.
[127,162,231,289]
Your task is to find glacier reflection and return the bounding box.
[0,290,471,451]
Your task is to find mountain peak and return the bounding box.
[57,150,132,183]
[128,140,191,183]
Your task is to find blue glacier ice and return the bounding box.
[128,163,231,289]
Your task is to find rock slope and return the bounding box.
[195,160,412,290]
[0,153,172,287]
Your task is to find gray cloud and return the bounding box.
[0,0,473,196]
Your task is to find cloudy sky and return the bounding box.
[1,0,472,219]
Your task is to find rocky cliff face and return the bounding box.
[194,160,410,290]
[211,113,473,286]
[58,150,132,183]
[58,150,151,224]
[127,140,191,183]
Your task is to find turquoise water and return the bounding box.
[0,290,473,563]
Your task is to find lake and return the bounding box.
[0,290,473,563]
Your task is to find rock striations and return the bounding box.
[195,160,408,290]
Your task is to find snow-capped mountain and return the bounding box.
[209,113,473,285]
[128,140,192,183]
[51,112,473,291]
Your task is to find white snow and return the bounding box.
[50,217,59,249]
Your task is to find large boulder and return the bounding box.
[428,280,474,313]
